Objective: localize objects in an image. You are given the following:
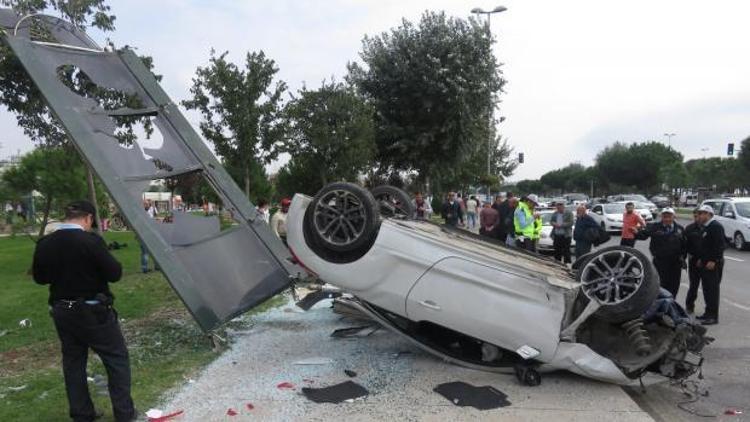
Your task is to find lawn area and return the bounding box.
[0,231,285,421]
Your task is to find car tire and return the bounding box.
[303,182,380,263]
[370,185,415,219]
[576,246,659,323]
[734,232,748,251]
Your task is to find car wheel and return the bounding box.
[576,246,659,323]
[303,182,380,263]
[734,232,747,251]
[370,185,415,219]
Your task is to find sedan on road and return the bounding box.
[589,202,653,233]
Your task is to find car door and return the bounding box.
[719,202,740,242]
[2,12,295,332]
[590,205,604,225]
[405,257,565,362]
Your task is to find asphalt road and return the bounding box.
[597,219,750,421]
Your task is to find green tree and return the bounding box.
[515,179,545,195]
[595,141,683,193]
[283,81,375,190]
[2,147,89,236]
[738,136,750,174]
[183,49,286,199]
[349,11,505,185]
[540,163,592,194]
[274,157,324,198]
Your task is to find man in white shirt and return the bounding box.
[271,198,290,246]
[465,195,479,230]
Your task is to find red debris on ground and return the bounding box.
[246,403,255,410]
[303,378,315,384]
[725,408,743,416]
[277,381,295,390]
[147,410,184,422]
[226,408,238,416]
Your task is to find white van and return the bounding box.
[701,198,750,250]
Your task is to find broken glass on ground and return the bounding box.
[433,381,511,410]
[301,381,369,404]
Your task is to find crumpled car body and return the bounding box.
[287,193,710,385]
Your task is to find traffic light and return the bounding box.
[728,143,735,156]
[518,152,524,163]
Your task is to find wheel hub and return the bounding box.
[580,250,645,305]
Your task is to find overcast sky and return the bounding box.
[1,0,748,180]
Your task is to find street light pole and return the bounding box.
[663,132,676,149]
[471,5,507,200]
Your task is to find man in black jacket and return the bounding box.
[684,209,704,313]
[695,204,726,325]
[636,208,686,298]
[33,201,136,422]
[442,192,463,227]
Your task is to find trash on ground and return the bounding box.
[276,381,295,390]
[725,408,743,415]
[330,325,378,338]
[303,378,315,384]
[344,369,357,378]
[18,318,32,328]
[301,380,369,404]
[245,403,254,410]
[293,357,334,365]
[226,408,237,416]
[7,385,27,392]
[146,409,184,422]
[0,329,8,337]
[433,381,511,410]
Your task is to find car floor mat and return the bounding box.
[301,381,369,404]
[433,381,511,410]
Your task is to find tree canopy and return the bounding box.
[348,11,506,186]
[183,49,286,199]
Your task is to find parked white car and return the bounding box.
[589,202,653,233]
[537,210,576,253]
[701,198,750,250]
[287,183,709,386]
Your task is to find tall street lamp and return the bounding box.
[471,5,507,200]
[663,132,676,149]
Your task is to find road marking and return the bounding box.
[723,299,750,312]
[724,256,745,262]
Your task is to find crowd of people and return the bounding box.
[432,192,725,325]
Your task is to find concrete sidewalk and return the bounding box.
[158,298,652,421]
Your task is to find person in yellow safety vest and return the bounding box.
[514,194,540,251]
[531,213,543,252]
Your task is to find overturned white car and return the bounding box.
[288,183,710,385]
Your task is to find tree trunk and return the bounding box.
[37,195,52,238]
[244,165,251,199]
[86,166,101,234]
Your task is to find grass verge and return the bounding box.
[0,232,286,421]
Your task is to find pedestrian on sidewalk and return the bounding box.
[465,195,479,230]
[442,192,463,227]
[479,202,499,238]
[636,208,686,298]
[550,201,574,264]
[573,205,598,259]
[694,205,726,325]
[620,202,645,247]
[684,209,704,314]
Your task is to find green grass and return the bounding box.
[0,231,287,421]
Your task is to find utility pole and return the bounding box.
[471,5,507,201]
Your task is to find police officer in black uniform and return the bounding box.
[695,204,725,325]
[32,201,136,422]
[684,208,704,313]
[636,207,687,298]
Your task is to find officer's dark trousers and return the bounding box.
[653,257,682,298]
[701,260,724,319]
[685,257,702,310]
[553,236,572,264]
[52,304,135,422]
[575,241,592,260]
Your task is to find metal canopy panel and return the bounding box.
[1,10,295,331]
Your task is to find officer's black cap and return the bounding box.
[66,200,98,227]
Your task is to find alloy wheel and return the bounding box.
[312,189,367,248]
[580,249,645,305]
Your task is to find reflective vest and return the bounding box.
[514,202,535,238]
[532,216,543,240]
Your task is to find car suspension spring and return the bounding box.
[622,318,652,356]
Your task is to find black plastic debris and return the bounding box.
[301,381,369,404]
[296,290,342,311]
[330,325,376,338]
[433,381,511,410]
[344,369,357,378]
